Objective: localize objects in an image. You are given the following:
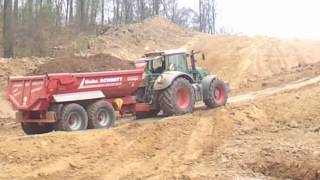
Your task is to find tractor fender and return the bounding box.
[202,75,218,100]
[153,71,194,91]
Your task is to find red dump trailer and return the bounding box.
[7,68,149,134]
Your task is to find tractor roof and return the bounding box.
[144,48,187,57]
[163,48,187,55]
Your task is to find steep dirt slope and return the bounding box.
[0,83,319,179]
[192,36,320,91]
[86,17,197,59]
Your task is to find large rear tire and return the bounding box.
[55,103,88,132]
[87,100,116,129]
[21,123,53,135]
[204,79,228,108]
[159,78,195,116]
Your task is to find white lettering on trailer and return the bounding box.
[100,77,122,83]
[127,76,139,81]
[84,79,99,85]
[79,77,123,89]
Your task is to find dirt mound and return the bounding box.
[84,16,196,60]
[33,54,135,75]
[191,36,320,90]
[0,58,41,119]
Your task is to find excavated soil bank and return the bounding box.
[33,54,135,75]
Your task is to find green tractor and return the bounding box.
[135,48,229,118]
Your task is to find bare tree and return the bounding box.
[101,0,104,24]
[3,0,14,58]
[76,0,85,29]
[153,0,160,15]
[199,0,216,34]
[69,0,73,25]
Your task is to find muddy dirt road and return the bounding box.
[0,76,319,180]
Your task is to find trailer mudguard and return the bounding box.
[53,91,105,103]
[153,71,194,91]
[202,75,217,100]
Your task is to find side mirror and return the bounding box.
[202,53,206,61]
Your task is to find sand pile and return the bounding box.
[33,54,134,75]
[192,36,320,90]
[0,58,42,119]
[87,16,196,60]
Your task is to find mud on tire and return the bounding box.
[87,100,116,129]
[159,78,195,116]
[55,103,88,131]
[204,79,228,108]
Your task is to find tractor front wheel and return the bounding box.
[204,80,228,108]
[159,78,195,116]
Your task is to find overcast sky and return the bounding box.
[178,0,320,39]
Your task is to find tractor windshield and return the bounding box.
[166,54,188,72]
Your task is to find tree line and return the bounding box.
[2,0,216,58]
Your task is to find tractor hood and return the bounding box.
[153,71,194,91]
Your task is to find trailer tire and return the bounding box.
[204,79,228,108]
[87,100,115,129]
[55,103,88,132]
[159,78,195,116]
[21,123,53,135]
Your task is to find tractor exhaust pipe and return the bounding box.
[190,50,197,80]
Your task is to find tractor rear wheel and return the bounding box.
[55,103,88,131]
[87,100,116,129]
[204,79,228,108]
[21,123,53,135]
[159,78,195,116]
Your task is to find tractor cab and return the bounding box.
[140,48,209,81]
[142,49,188,74]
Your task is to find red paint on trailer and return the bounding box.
[7,68,148,123]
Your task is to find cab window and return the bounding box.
[148,57,164,73]
[166,54,188,72]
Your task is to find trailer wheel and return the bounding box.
[204,79,228,108]
[21,123,53,135]
[159,78,195,116]
[87,100,115,129]
[55,103,88,131]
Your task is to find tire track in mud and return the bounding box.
[229,75,320,103]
